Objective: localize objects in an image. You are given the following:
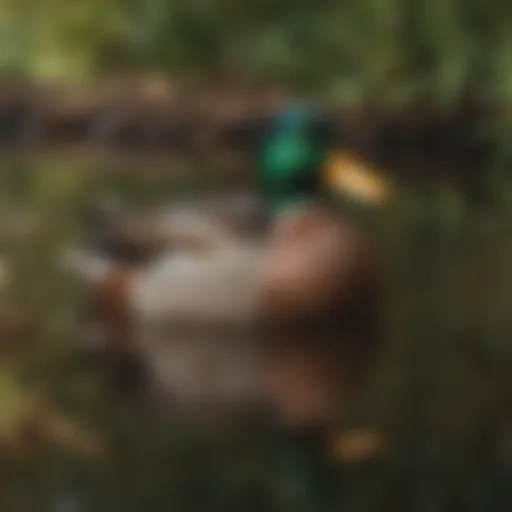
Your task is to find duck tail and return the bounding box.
[60,248,114,285]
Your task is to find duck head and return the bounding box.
[256,103,392,212]
[257,104,331,213]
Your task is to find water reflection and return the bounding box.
[0,153,510,511]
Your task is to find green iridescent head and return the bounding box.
[257,104,334,212]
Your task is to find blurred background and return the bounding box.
[0,0,511,511]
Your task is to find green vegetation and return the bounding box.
[0,0,510,105]
[1,0,511,172]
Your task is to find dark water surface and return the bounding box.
[0,152,511,511]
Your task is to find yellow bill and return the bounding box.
[323,151,393,206]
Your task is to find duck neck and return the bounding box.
[268,194,316,217]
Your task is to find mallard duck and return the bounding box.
[63,103,391,424]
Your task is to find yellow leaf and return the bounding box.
[330,427,387,463]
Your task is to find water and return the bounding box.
[0,152,511,511]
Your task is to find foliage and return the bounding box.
[0,0,511,105]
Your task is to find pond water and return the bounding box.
[0,152,511,511]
